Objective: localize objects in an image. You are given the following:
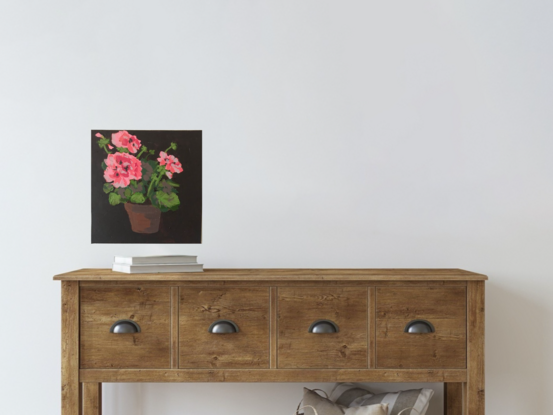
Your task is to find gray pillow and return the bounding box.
[335,387,374,407]
[302,388,344,415]
[301,388,388,415]
[330,383,373,406]
[330,383,434,415]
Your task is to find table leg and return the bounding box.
[83,383,102,415]
[444,383,463,415]
[62,281,81,415]
[466,281,485,414]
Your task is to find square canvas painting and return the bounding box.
[91,130,202,243]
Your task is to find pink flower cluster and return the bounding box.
[104,153,142,188]
[112,131,141,153]
[157,151,183,179]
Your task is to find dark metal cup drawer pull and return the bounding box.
[404,319,435,334]
[308,319,339,334]
[208,320,240,334]
[110,320,141,334]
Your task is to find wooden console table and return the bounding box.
[54,268,486,415]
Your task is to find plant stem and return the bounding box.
[147,167,166,198]
[137,147,147,159]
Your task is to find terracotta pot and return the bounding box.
[124,203,161,234]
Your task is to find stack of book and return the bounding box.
[112,255,203,273]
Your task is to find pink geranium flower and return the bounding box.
[112,131,141,153]
[157,151,183,179]
[104,166,131,188]
[104,152,142,188]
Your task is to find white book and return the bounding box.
[114,255,197,265]
[112,263,204,274]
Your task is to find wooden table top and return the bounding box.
[53,268,488,281]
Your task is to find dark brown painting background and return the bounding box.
[91,130,202,243]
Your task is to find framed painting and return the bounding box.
[91,130,202,243]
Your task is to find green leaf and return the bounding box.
[97,137,109,147]
[130,181,144,193]
[155,190,180,211]
[124,188,132,199]
[103,183,114,194]
[150,192,167,212]
[158,179,172,194]
[101,161,107,170]
[166,180,180,187]
[108,193,121,206]
[117,147,129,153]
[130,193,146,204]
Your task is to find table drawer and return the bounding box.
[277,287,368,369]
[376,287,467,369]
[80,287,171,369]
[179,288,270,368]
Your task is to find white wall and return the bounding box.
[1,1,552,414]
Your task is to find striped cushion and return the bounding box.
[302,388,388,415]
[330,383,434,415]
[331,384,374,407]
[303,388,344,415]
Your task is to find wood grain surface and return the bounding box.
[83,383,101,415]
[376,287,467,369]
[179,288,270,368]
[278,287,368,368]
[54,268,488,281]
[270,287,278,368]
[80,368,467,383]
[79,280,469,288]
[62,281,81,415]
[171,287,179,369]
[444,382,463,415]
[80,287,171,369]
[368,287,376,369]
[466,281,485,415]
